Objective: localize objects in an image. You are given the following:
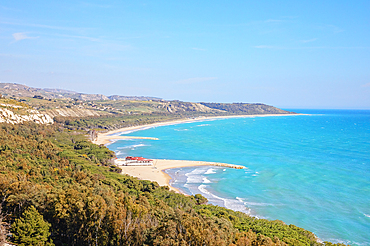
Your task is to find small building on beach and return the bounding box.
[115,156,154,166]
[126,156,153,163]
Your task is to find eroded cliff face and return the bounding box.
[0,105,112,124]
[0,108,54,124]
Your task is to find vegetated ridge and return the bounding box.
[200,102,290,114]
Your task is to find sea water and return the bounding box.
[108,110,370,245]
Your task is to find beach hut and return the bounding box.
[124,156,153,166]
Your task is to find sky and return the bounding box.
[0,1,369,109]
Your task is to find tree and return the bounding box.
[0,205,9,246]
[10,206,54,246]
[194,194,208,205]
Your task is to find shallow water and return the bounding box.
[108,109,370,245]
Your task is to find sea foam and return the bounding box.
[117,143,147,149]
[204,168,217,174]
[198,185,250,214]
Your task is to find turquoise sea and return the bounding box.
[108,109,370,245]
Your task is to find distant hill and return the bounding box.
[43,88,78,94]
[108,95,162,101]
[0,82,161,101]
[0,82,295,126]
[200,102,292,115]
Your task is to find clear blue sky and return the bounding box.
[1,1,369,109]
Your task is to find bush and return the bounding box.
[11,206,54,246]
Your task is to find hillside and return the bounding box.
[0,122,342,246]
[0,98,53,124]
[200,102,292,115]
[0,82,161,101]
[0,83,294,128]
[0,83,346,246]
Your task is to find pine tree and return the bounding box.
[11,206,54,246]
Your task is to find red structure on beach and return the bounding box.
[125,156,153,163]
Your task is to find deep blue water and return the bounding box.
[108,110,370,245]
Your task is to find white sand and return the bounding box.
[118,159,244,192]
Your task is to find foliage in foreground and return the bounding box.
[0,123,345,246]
[11,205,53,246]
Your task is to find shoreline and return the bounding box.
[117,159,245,192]
[97,113,306,192]
[94,111,361,244]
[93,113,304,146]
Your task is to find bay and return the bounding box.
[108,109,370,245]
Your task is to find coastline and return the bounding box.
[117,159,245,192]
[90,111,365,243]
[95,113,305,192]
[93,113,304,146]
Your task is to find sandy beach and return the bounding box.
[94,135,158,145]
[92,114,301,145]
[117,159,244,192]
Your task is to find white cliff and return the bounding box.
[0,107,54,124]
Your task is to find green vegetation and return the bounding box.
[11,206,54,246]
[0,98,33,115]
[0,98,31,108]
[22,97,115,114]
[0,122,345,246]
[0,95,336,245]
[54,113,183,131]
[200,102,294,115]
[50,101,295,131]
